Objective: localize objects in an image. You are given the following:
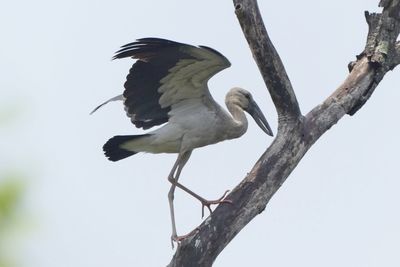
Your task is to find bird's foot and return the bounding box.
[170,227,200,249]
[200,190,233,218]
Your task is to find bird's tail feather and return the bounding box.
[90,95,123,115]
[103,134,150,161]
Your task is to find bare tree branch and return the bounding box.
[232,0,301,122]
[167,1,400,266]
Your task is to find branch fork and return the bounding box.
[168,1,400,266]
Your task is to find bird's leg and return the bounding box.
[167,157,180,248]
[167,151,233,247]
[171,182,232,218]
[168,184,178,249]
[168,153,232,219]
[167,151,194,248]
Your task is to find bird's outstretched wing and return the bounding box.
[112,38,231,130]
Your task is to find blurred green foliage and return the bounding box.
[0,103,28,267]
[0,175,24,267]
[0,178,23,224]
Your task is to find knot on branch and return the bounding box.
[348,60,357,72]
[235,3,242,11]
[233,1,245,18]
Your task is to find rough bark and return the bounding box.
[168,1,400,266]
[232,1,301,122]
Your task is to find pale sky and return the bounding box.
[1,0,399,266]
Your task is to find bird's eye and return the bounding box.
[245,94,251,99]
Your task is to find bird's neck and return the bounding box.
[226,102,248,139]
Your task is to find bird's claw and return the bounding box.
[171,227,200,249]
[201,190,233,218]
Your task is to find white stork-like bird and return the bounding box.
[92,38,274,244]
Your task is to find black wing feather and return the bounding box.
[114,38,196,129]
[113,38,229,130]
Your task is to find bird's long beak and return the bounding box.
[247,100,274,136]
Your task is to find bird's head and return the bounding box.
[226,87,274,136]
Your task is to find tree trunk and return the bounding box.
[168,0,400,266]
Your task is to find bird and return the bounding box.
[91,37,274,246]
